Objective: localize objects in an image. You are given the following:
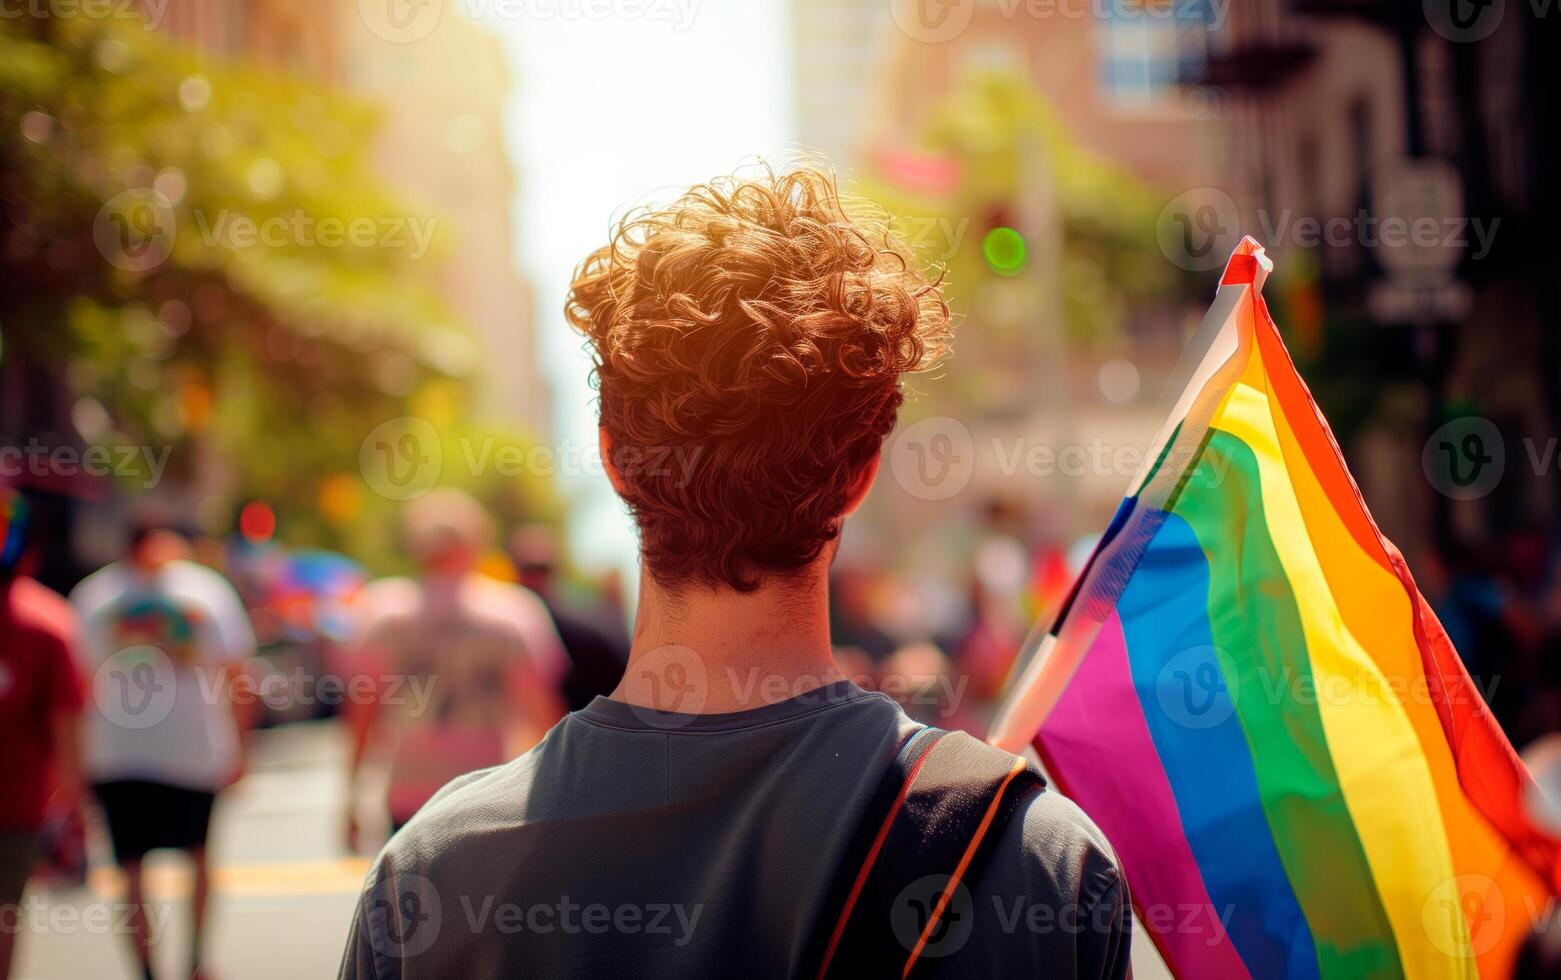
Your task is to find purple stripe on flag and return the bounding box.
[1037,612,1250,979]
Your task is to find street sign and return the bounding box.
[1369,159,1470,324]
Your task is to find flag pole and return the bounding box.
[987,239,1271,755]
[988,633,1063,753]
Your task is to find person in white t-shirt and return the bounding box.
[343,488,566,849]
[71,519,255,980]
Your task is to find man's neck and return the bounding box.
[611,563,845,715]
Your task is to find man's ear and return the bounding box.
[842,454,880,517]
[599,427,629,496]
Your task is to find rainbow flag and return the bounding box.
[0,487,28,571]
[989,238,1560,978]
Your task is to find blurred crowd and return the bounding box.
[0,483,635,980]
[9,473,1561,978]
[1421,528,1561,751]
[0,481,1067,979]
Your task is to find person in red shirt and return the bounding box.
[0,488,85,979]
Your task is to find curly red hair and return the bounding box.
[566,165,952,592]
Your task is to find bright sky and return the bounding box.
[486,2,797,582]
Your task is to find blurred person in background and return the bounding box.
[594,567,630,638]
[874,641,974,732]
[1422,538,1549,742]
[0,488,85,980]
[954,500,1034,710]
[510,523,627,711]
[344,489,566,848]
[340,166,1129,978]
[71,511,256,980]
[828,564,897,665]
[1496,527,1561,745]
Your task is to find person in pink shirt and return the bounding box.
[344,488,566,847]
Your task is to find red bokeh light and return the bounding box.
[239,500,276,543]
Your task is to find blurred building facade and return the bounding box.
[341,11,550,434]
[850,3,1224,555]
[789,0,898,169]
[867,0,1222,185]
[1188,0,1561,566]
[818,1,1232,647]
[152,0,336,74]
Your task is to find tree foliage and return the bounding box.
[862,68,1174,340]
[0,12,554,569]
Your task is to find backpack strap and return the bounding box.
[806,726,1045,979]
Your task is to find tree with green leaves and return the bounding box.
[0,11,554,570]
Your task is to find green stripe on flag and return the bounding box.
[1174,431,1404,978]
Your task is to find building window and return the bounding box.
[1097,0,1210,106]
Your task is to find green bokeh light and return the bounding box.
[982,227,1027,275]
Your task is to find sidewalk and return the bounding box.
[14,721,363,980]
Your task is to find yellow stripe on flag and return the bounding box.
[1214,380,1473,979]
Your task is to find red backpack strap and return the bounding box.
[806,727,1044,978]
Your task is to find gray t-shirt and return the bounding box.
[339,681,1129,978]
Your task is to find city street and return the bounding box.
[5,0,1557,975]
[13,722,366,980]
